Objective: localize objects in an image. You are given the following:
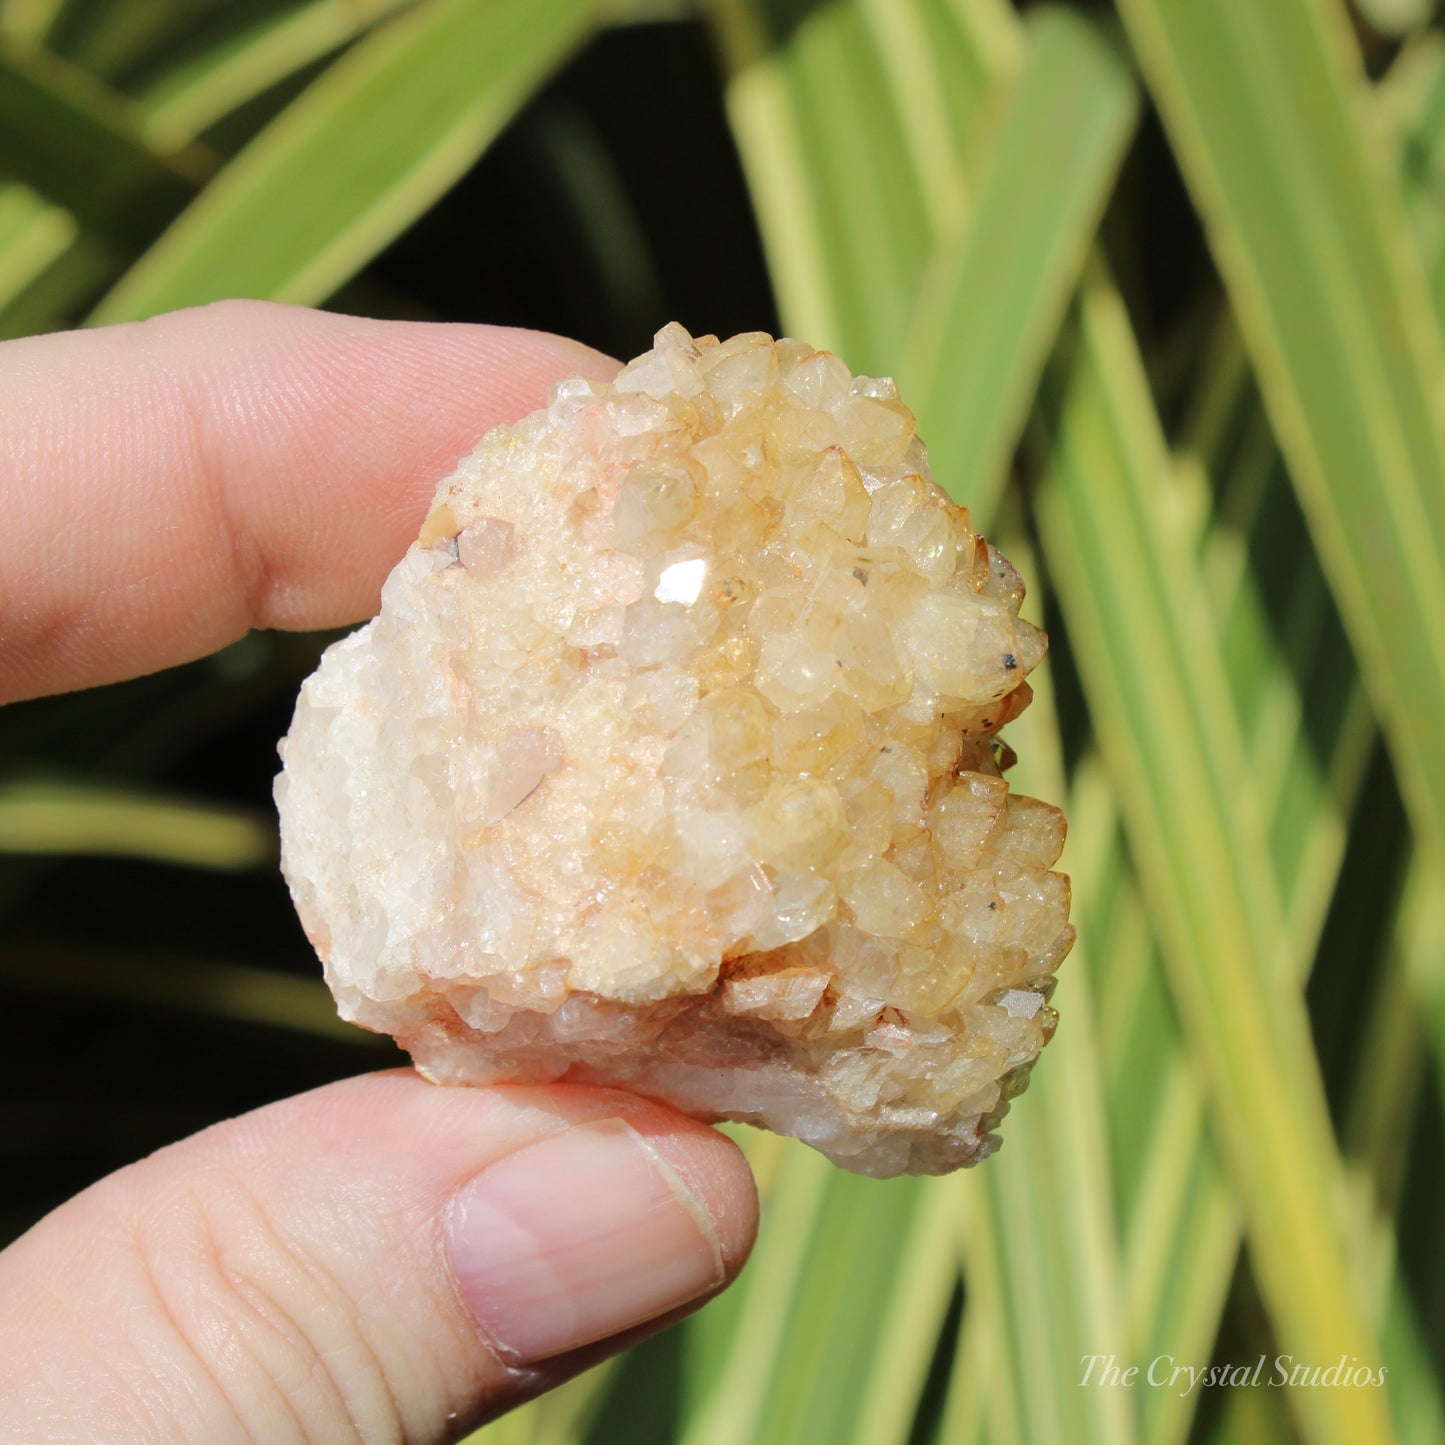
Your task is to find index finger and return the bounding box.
[0,300,619,705]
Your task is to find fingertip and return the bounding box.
[617,1108,760,1281]
[0,305,622,702]
[441,1079,760,1280]
[445,1111,752,1366]
[502,325,621,383]
[0,1066,760,1443]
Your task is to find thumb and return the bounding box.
[0,1070,757,1444]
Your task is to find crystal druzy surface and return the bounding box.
[276,324,1074,1176]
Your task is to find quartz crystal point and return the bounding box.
[276,323,1074,1176]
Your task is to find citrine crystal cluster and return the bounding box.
[276,324,1073,1176]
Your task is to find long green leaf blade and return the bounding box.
[1113,0,1445,862]
[93,0,599,320]
[902,6,1137,520]
[1033,265,1393,1444]
[0,181,76,311]
[0,35,211,247]
[0,778,272,869]
[969,619,1135,1445]
[0,940,363,1040]
[136,0,414,147]
[708,0,933,369]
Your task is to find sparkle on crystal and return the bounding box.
[655,558,708,605]
[275,323,1074,1177]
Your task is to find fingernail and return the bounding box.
[447,1118,725,1363]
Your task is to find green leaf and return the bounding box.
[931,529,1129,1445]
[676,1143,832,1445]
[0,939,368,1040]
[0,180,76,311]
[1354,0,1436,39]
[0,777,273,870]
[1175,338,1376,974]
[1032,264,1393,1445]
[707,0,933,369]
[135,0,414,148]
[39,0,205,77]
[1113,0,1445,863]
[1389,33,1445,314]
[678,1145,945,1445]
[901,5,1138,521]
[1114,342,1377,1444]
[705,0,848,354]
[92,0,601,321]
[929,1190,1017,1445]
[1127,50,1445,1429]
[465,1362,614,1445]
[0,0,64,43]
[0,35,212,248]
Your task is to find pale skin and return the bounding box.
[0,301,759,1444]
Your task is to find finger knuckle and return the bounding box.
[130,1170,403,1444]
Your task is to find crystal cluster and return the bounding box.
[276,324,1073,1176]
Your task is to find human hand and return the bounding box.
[0,302,758,1443]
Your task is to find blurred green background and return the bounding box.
[3,1,1444,1442]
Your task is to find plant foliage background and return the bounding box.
[2,1,1444,1442]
